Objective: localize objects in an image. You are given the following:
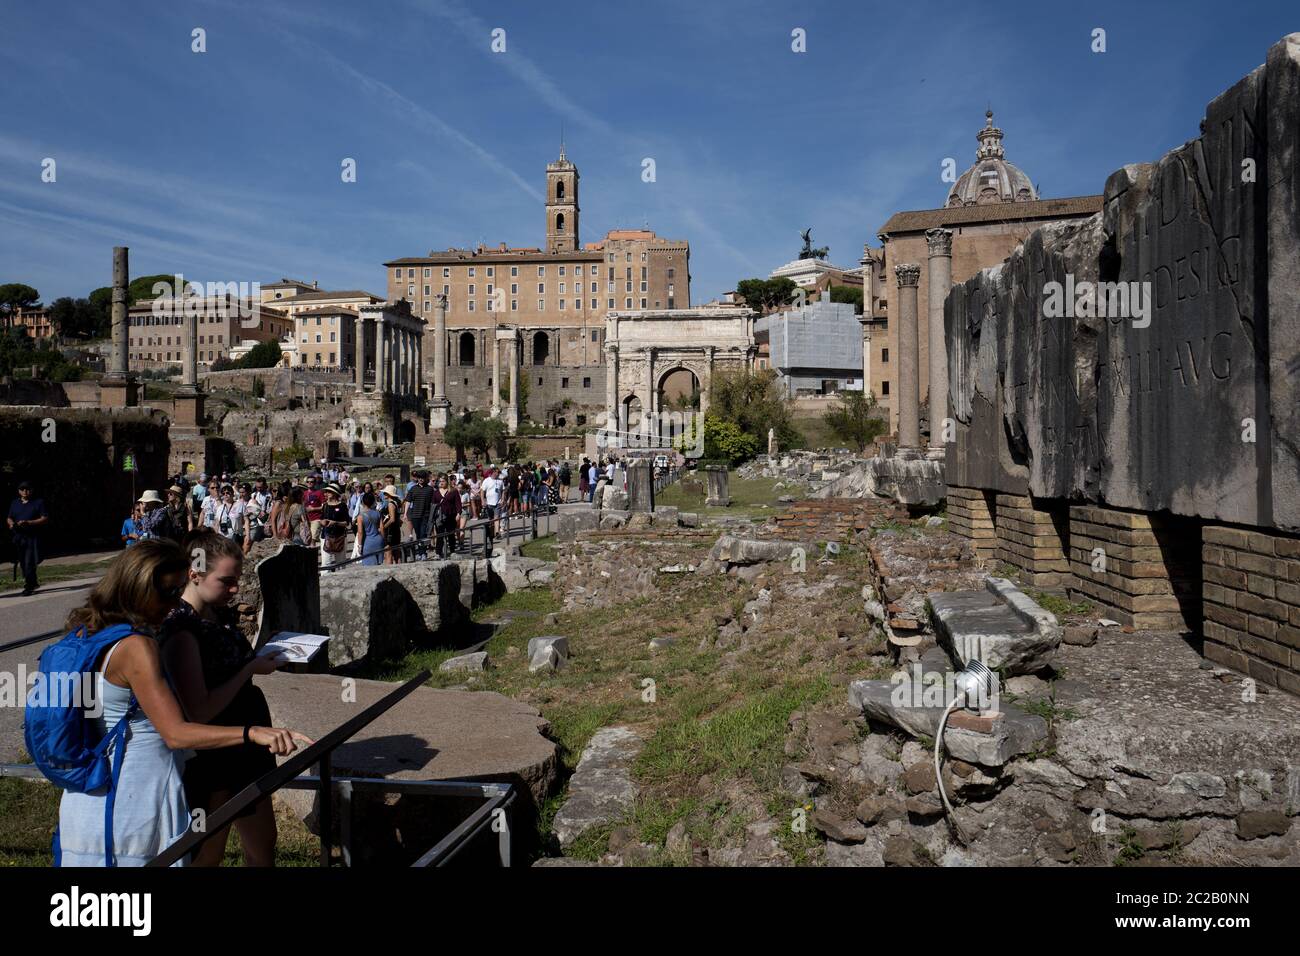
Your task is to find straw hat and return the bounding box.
[167,485,184,495]
[325,483,342,497]
[382,484,399,499]
[138,490,164,505]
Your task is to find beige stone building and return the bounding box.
[867,112,1102,434]
[128,298,292,369]
[383,149,690,425]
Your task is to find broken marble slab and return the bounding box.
[848,670,1048,768]
[929,576,1061,676]
[552,726,643,848]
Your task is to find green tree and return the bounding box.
[86,274,179,339]
[708,366,801,453]
[702,413,759,465]
[828,285,863,314]
[823,389,888,453]
[238,339,282,369]
[46,297,101,339]
[0,284,40,326]
[444,411,507,460]
[734,277,799,314]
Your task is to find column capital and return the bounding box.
[433,293,448,310]
[925,228,953,258]
[895,263,921,288]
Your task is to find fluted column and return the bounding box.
[183,312,198,387]
[491,318,501,418]
[605,343,619,438]
[859,319,872,398]
[507,332,519,433]
[895,263,921,452]
[354,318,366,390]
[377,320,389,393]
[432,294,447,402]
[926,228,952,454]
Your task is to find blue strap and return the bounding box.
[97,695,139,867]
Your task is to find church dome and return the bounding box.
[946,111,1038,207]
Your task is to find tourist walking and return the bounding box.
[318,483,350,568]
[356,492,385,566]
[381,485,402,564]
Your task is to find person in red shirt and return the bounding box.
[302,475,326,546]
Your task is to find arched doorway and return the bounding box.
[657,367,701,446]
[396,419,416,443]
[621,394,642,438]
[459,331,476,366]
[532,331,550,366]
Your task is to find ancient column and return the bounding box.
[627,459,654,512]
[491,319,501,418]
[100,246,138,408]
[172,309,206,430]
[895,263,922,453]
[925,228,952,455]
[430,295,449,427]
[377,319,389,393]
[507,332,520,433]
[859,318,873,398]
[354,319,366,390]
[605,343,619,442]
[415,328,424,393]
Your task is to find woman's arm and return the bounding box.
[111,635,307,754]
[159,629,276,723]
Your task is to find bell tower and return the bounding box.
[545,145,579,253]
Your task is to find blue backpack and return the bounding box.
[23,622,139,867]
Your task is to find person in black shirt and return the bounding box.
[318,483,351,567]
[7,481,49,595]
[404,471,436,559]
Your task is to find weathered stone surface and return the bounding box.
[439,651,488,672]
[557,509,599,542]
[945,34,1300,532]
[929,577,1061,675]
[627,460,654,513]
[553,726,643,848]
[488,553,555,591]
[708,534,798,565]
[319,561,464,666]
[705,466,731,507]
[848,677,1049,767]
[527,635,569,673]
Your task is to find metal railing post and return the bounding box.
[319,752,333,867]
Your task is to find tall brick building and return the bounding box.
[383,149,690,425]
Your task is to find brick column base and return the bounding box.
[1202,525,1300,696]
[946,486,996,563]
[995,494,1071,588]
[1068,505,1200,631]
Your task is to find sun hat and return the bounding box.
[138,490,164,504]
[167,484,184,495]
[325,483,342,497]
[382,484,399,499]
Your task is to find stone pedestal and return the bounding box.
[430,399,451,431]
[172,388,206,430]
[946,486,997,563]
[1068,505,1200,631]
[705,467,731,508]
[99,376,139,409]
[1201,525,1300,695]
[627,460,654,513]
[995,495,1071,589]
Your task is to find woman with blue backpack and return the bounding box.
[27,539,310,867]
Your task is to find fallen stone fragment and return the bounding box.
[812,808,868,844]
[553,726,643,848]
[439,651,488,672]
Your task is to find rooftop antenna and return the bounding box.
[560,122,566,161]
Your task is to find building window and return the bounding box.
[537,283,545,294]
[626,253,632,262]
[424,285,430,295]
[407,284,415,296]
[591,299,598,310]
[561,377,569,388]
[607,298,614,309]
[424,300,430,312]
[538,266,545,276]
[625,298,632,308]
[668,268,675,279]
[881,348,889,363]
[487,266,494,277]
[626,282,632,293]
[407,268,415,278]
[559,283,566,294]
[882,381,890,395]
[511,283,518,294]
[330,331,336,342]
[468,267,475,277]
[423,268,430,278]
[559,299,566,310]
[667,298,675,308]
[443,285,449,295]
[469,284,475,295]
[575,266,583,276]
[538,377,544,385]
[641,282,647,292]
[469,301,475,312]
[559,266,566,276]
[583,377,591,388]
[640,298,647,308]
[538,300,545,311]
[443,268,450,277]
[591,282,597,293]
[511,300,518,311]
[330,352,335,363]
[511,266,518,276]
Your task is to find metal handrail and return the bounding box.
[147,669,431,867]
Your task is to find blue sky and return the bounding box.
[1,0,1294,305]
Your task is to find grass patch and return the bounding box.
[656,475,788,517]
[1027,589,1094,618]
[636,677,832,791]
[0,562,106,593]
[519,534,559,562]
